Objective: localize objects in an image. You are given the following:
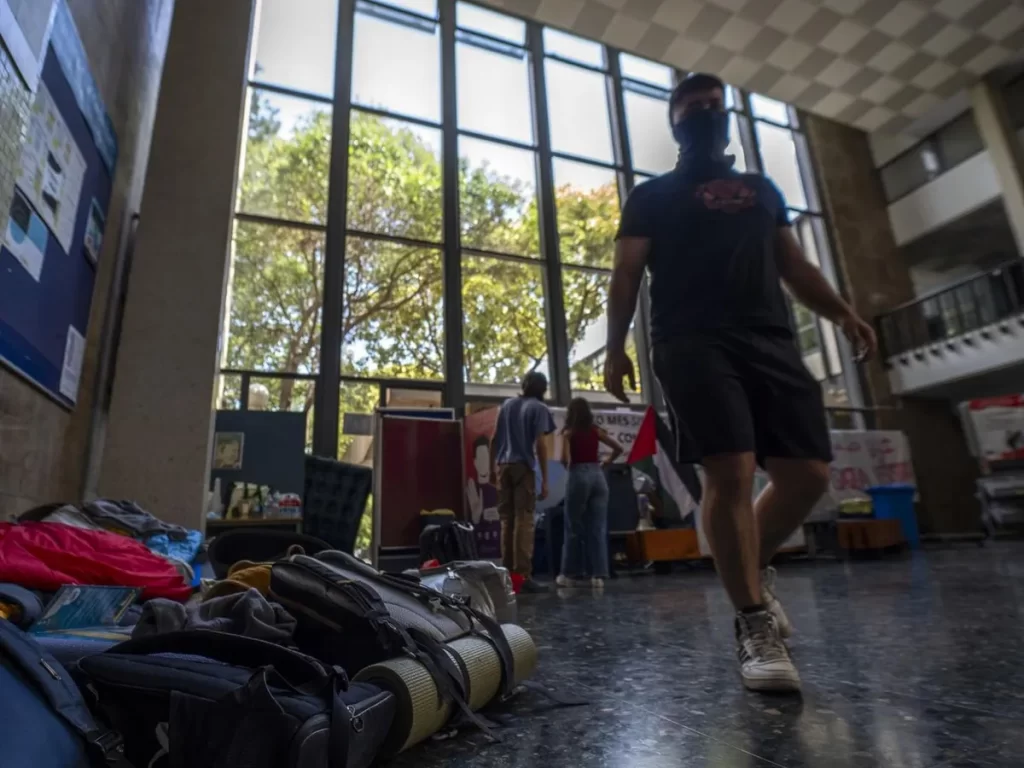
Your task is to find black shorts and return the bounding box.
[652,328,833,466]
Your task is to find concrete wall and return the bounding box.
[0,0,173,520]
[98,0,255,530]
[806,114,982,534]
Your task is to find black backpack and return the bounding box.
[419,521,479,564]
[77,630,395,768]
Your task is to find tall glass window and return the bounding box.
[227,0,861,458]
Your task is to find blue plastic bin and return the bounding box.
[866,484,919,549]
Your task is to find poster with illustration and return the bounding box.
[464,407,501,559]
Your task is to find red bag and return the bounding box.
[0,522,190,600]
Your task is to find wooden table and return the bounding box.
[205,516,302,537]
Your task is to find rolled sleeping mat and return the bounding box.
[354,623,538,755]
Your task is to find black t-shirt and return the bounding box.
[617,168,793,342]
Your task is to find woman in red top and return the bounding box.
[557,398,624,588]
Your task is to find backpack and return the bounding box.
[419,521,479,564]
[0,619,130,768]
[77,630,396,768]
[270,551,537,756]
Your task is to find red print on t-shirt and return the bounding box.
[695,179,757,213]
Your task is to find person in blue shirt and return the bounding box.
[489,371,555,594]
[603,73,877,693]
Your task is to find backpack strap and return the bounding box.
[0,619,132,767]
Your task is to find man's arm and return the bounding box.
[775,227,877,359]
[604,236,651,401]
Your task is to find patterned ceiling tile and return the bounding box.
[534,0,586,26]
[921,23,972,57]
[652,0,704,32]
[980,4,1024,41]
[601,11,651,48]
[856,104,896,132]
[766,0,819,34]
[475,0,1023,136]
[636,23,677,59]
[934,0,985,22]
[771,73,813,102]
[713,14,762,51]
[819,18,871,54]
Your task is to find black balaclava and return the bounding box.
[671,107,734,176]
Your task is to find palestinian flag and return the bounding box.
[627,407,701,524]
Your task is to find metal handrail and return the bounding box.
[875,258,1024,360]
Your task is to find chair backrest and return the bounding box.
[303,455,373,553]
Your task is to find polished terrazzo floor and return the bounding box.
[390,544,1024,767]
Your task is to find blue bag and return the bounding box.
[0,618,129,768]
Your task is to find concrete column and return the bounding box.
[805,114,980,534]
[972,79,1024,257]
[99,0,255,529]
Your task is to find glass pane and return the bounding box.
[238,90,332,224]
[755,122,808,210]
[880,148,932,201]
[563,270,642,393]
[619,53,673,89]
[543,28,604,68]
[352,8,440,122]
[728,113,747,172]
[456,2,524,44]
[750,93,790,125]
[553,159,620,268]
[375,0,437,17]
[218,374,242,410]
[463,257,548,384]
[935,112,984,169]
[457,42,533,143]
[459,137,539,257]
[227,220,323,374]
[339,381,380,464]
[821,320,843,378]
[250,377,316,451]
[252,0,338,97]
[545,59,614,163]
[347,112,442,241]
[624,89,675,175]
[342,238,445,380]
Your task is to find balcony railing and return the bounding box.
[876,259,1024,360]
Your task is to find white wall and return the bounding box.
[888,316,1024,395]
[887,127,1024,247]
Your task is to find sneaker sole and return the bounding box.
[742,673,802,693]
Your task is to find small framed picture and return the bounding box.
[213,432,244,470]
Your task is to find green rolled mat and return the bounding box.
[354,623,538,755]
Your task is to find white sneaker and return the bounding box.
[735,610,801,693]
[762,566,792,639]
[555,575,575,588]
[591,578,604,589]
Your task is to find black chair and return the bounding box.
[303,455,373,554]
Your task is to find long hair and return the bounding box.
[564,397,594,435]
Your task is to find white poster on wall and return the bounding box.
[17,82,87,253]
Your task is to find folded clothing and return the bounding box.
[132,588,296,643]
[0,522,191,601]
[20,499,190,541]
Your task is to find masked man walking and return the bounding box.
[604,73,876,692]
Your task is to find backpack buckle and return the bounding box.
[89,730,126,763]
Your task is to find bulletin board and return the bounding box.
[0,0,116,407]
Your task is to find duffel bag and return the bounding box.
[78,629,395,768]
[0,619,129,768]
[419,521,479,564]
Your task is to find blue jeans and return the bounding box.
[561,464,609,579]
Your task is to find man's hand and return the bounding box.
[839,313,878,362]
[539,480,549,502]
[603,349,636,403]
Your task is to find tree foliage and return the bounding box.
[226,93,637,440]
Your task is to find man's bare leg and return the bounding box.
[754,458,831,637]
[756,458,831,566]
[701,452,759,609]
[704,452,802,692]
